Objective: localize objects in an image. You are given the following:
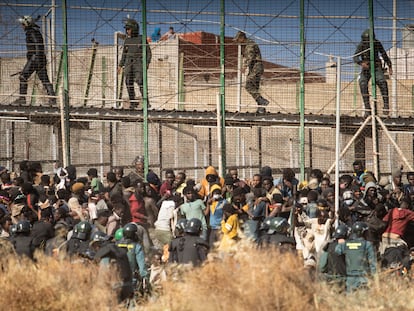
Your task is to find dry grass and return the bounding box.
[2,243,414,310]
[0,254,120,311]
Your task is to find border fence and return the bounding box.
[0,0,414,182]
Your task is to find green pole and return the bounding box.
[368,0,380,178]
[220,0,226,176]
[299,0,305,181]
[368,0,377,112]
[62,0,71,166]
[142,0,149,177]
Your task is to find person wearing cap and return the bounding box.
[233,31,269,111]
[13,16,56,106]
[117,18,152,109]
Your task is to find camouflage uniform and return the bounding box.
[353,30,392,114]
[242,38,268,106]
[119,19,152,107]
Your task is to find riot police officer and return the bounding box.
[14,16,56,106]
[117,18,152,109]
[335,221,377,292]
[67,221,93,258]
[318,224,348,290]
[257,216,296,251]
[168,218,209,266]
[91,231,134,303]
[11,220,35,260]
[117,222,149,293]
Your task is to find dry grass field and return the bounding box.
[1,242,414,311]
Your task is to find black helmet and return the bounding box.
[123,18,139,35]
[18,16,37,28]
[334,224,350,239]
[351,221,368,238]
[175,218,188,234]
[361,29,375,41]
[268,217,290,234]
[185,218,202,235]
[16,220,31,234]
[90,231,109,245]
[123,222,138,240]
[75,221,92,240]
[260,217,273,232]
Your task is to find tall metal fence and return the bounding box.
[0,0,413,181]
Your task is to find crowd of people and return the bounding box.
[1,156,414,302]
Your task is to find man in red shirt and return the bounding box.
[381,199,414,253]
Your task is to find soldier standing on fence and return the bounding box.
[233,31,269,113]
[118,18,152,109]
[13,16,56,106]
[353,29,392,117]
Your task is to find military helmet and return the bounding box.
[16,220,31,234]
[123,18,139,34]
[75,221,92,240]
[184,218,202,235]
[90,231,109,245]
[268,217,290,234]
[351,221,369,238]
[18,16,36,27]
[123,222,138,240]
[260,217,273,232]
[361,29,375,40]
[114,228,124,241]
[333,224,350,239]
[175,218,188,234]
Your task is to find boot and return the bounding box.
[48,97,57,106]
[129,99,139,109]
[12,97,26,106]
[383,103,389,116]
[256,96,269,106]
[45,84,56,106]
[256,107,266,114]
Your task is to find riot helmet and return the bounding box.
[175,218,188,235]
[75,221,92,240]
[268,217,290,234]
[114,228,124,241]
[123,18,139,36]
[16,220,31,234]
[90,231,109,245]
[361,29,375,41]
[260,217,273,232]
[123,222,138,240]
[18,16,37,28]
[351,221,368,238]
[333,224,350,239]
[185,218,202,235]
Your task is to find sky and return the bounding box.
[1,0,414,73]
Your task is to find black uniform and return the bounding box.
[319,239,346,289]
[17,24,55,104]
[95,242,134,302]
[119,33,152,105]
[67,236,90,257]
[353,34,391,112]
[11,234,35,260]
[257,232,296,252]
[169,234,209,266]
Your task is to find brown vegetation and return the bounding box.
[2,244,414,310]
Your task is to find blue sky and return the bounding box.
[1,0,414,72]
